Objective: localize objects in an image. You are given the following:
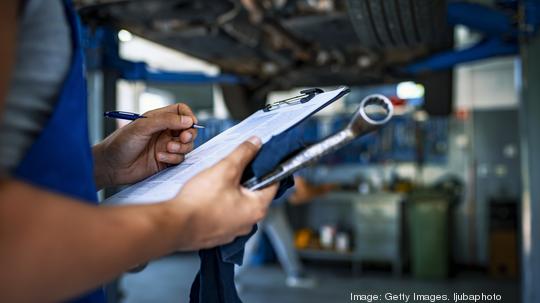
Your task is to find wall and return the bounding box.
[471,110,521,265]
[454,57,519,110]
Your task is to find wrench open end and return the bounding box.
[349,94,394,135]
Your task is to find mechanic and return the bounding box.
[0,1,277,302]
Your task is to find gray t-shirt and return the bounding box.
[0,0,72,174]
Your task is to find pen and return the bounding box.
[104,111,205,129]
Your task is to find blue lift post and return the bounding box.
[404,1,524,73]
[84,27,123,165]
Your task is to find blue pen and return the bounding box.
[104,111,205,129]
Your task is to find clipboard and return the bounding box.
[105,86,351,205]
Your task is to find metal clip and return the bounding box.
[263,88,324,112]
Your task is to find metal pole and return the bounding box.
[87,71,104,145]
[519,29,540,303]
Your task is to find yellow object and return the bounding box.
[295,229,313,249]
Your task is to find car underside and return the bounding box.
[77,0,453,117]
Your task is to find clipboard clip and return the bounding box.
[263,88,324,112]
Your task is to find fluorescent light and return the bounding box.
[397,81,425,99]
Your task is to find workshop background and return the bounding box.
[76,0,539,302]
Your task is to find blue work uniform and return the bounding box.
[13,0,106,302]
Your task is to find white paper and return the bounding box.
[104,87,347,205]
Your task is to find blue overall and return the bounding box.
[13,1,106,302]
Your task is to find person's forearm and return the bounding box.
[0,180,185,303]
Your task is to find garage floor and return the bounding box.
[119,253,519,303]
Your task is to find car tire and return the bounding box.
[346,0,448,49]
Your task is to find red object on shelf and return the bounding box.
[389,96,406,107]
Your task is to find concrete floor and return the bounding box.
[119,253,519,303]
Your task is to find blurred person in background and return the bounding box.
[237,175,335,288]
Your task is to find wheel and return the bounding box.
[346,0,448,49]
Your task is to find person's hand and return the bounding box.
[165,137,278,251]
[93,104,197,188]
[288,176,337,205]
